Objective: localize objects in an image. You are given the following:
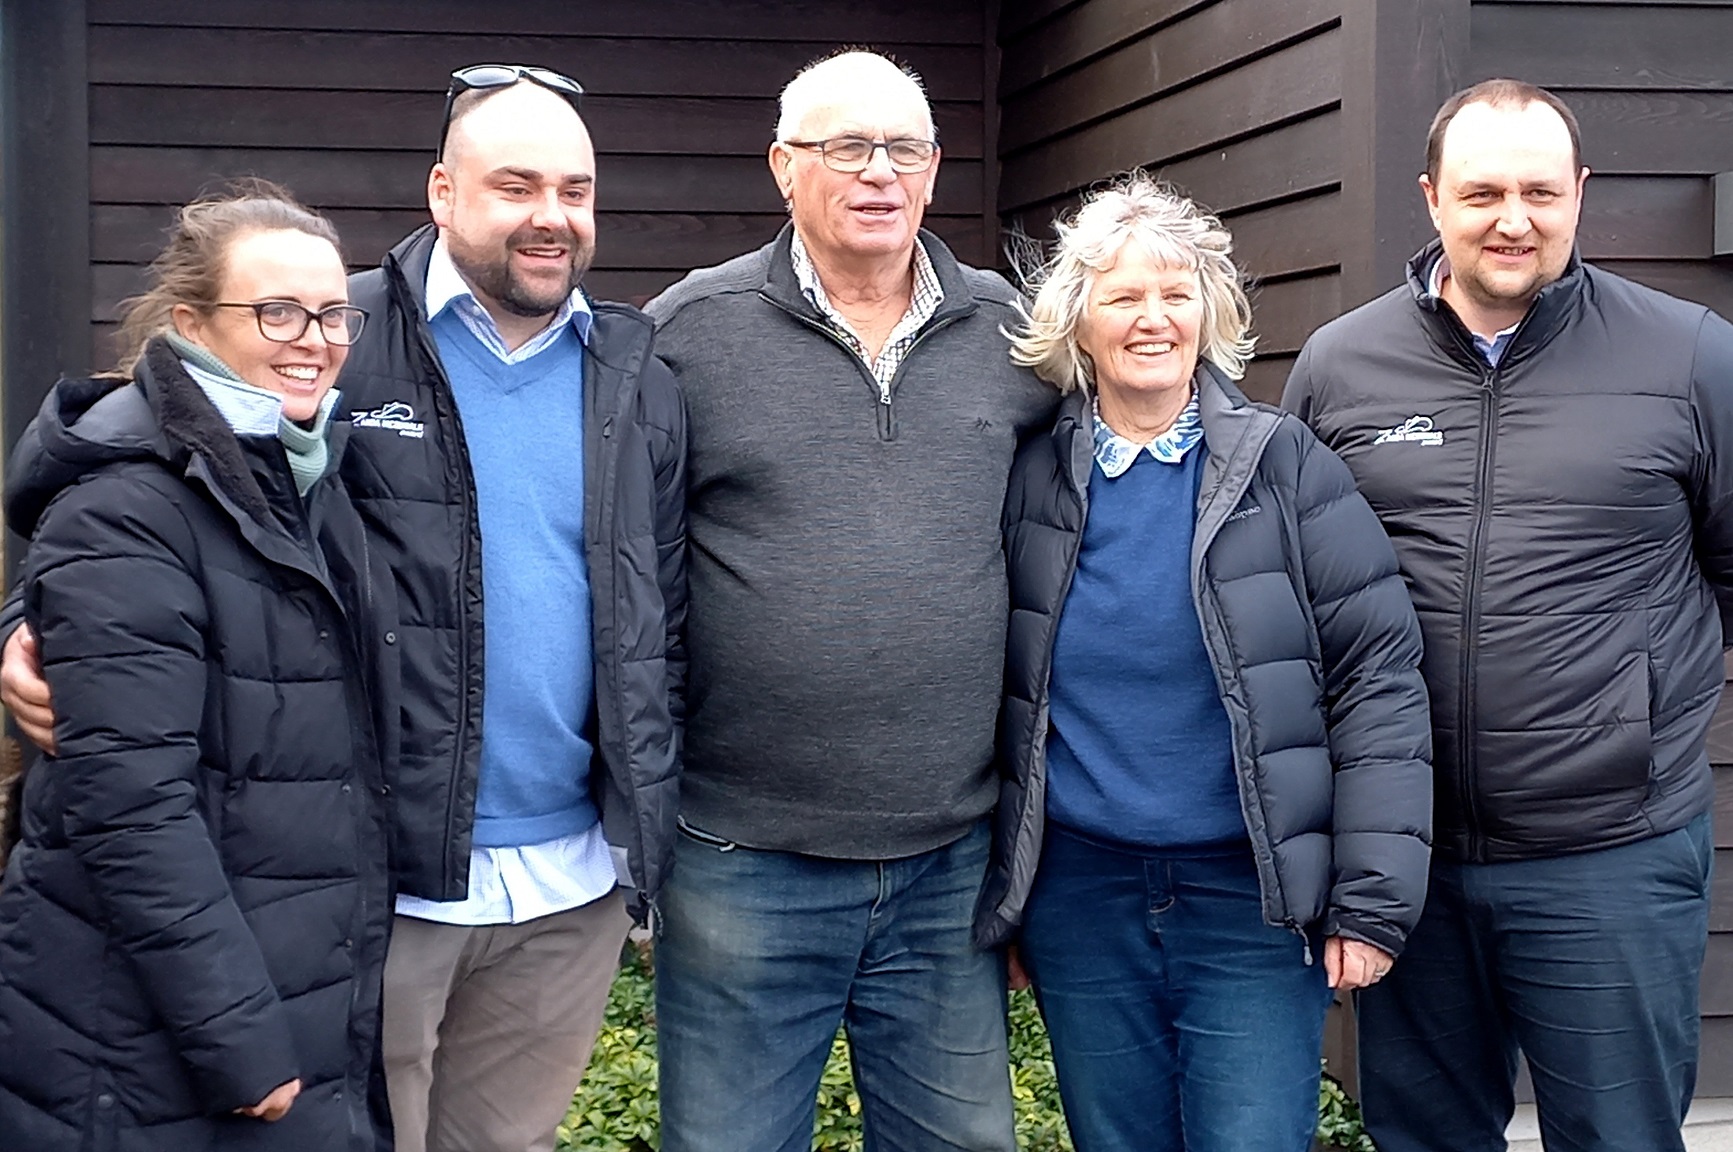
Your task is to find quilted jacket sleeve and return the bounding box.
[22,472,300,1113]
[1687,309,1733,640]
[646,353,689,728]
[1291,423,1434,956]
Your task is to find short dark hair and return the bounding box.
[1425,79,1583,183]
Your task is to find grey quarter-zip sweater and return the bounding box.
[646,225,1056,858]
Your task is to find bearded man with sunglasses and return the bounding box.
[1,65,686,1152]
[644,51,1052,1152]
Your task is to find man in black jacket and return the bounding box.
[1284,79,1733,1152]
[2,67,686,1152]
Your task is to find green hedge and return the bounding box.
[556,943,1374,1151]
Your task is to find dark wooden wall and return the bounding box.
[1464,0,1733,1098]
[995,0,1349,404]
[995,0,1733,1100]
[62,0,997,379]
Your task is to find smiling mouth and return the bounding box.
[274,365,321,385]
[1486,245,1536,258]
[518,246,569,260]
[1127,341,1176,355]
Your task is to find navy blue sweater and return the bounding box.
[1045,447,1244,848]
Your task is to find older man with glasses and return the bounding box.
[643,50,1054,1152]
[0,64,687,1152]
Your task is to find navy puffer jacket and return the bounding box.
[977,366,1433,957]
[0,343,394,1151]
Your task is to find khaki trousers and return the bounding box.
[383,892,632,1152]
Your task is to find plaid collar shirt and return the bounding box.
[790,230,944,399]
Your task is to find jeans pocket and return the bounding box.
[677,815,738,851]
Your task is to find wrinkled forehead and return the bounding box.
[792,84,934,140]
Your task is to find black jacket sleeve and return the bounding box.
[1687,309,1733,642]
[1291,424,1434,956]
[647,355,689,729]
[1279,339,1320,424]
[23,473,300,1113]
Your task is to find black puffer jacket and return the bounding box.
[339,225,686,915]
[977,367,1433,957]
[0,344,394,1151]
[1284,243,1733,863]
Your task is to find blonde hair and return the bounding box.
[1009,172,1255,391]
[113,179,343,375]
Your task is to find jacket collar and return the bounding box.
[134,342,340,591]
[757,221,980,328]
[383,223,439,315]
[1404,237,1585,371]
[1049,362,1283,566]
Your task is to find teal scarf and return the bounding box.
[166,332,339,496]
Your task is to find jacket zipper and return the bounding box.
[410,302,480,899]
[1443,295,1544,862]
[1004,415,1088,924]
[1459,370,1497,860]
[765,295,965,442]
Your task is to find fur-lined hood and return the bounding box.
[5,338,346,541]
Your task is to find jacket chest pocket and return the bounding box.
[1204,494,1320,673]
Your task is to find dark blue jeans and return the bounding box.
[1019,826,1331,1152]
[1359,814,1712,1152]
[655,819,1016,1152]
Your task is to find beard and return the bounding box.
[447,221,595,318]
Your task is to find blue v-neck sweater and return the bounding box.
[1045,448,1245,849]
[430,311,598,847]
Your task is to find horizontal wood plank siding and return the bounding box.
[80,1,994,364]
[996,0,1345,403]
[1471,0,1733,1100]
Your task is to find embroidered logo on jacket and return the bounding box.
[351,400,426,439]
[1225,505,1262,523]
[1372,415,1444,447]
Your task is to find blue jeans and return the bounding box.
[1019,826,1331,1152]
[1359,814,1712,1152]
[655,819,1015,1152]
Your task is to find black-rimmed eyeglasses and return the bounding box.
[783,136,938,174]
[437,64,585,161]
[212,301,369,346]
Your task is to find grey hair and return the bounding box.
[1008,171,1256,392]
[775,50,934,142]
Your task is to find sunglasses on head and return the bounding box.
[436,64,585,160]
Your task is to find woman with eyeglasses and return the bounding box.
[0,182,396,1151]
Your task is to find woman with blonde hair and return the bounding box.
[975,172,1433,1151]
[0,182,395,1151]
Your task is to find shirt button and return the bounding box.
[96,1094,114,1109]
[342,784,352,794]
[318,629,330,640]
[384,631,397,644]
[343,938,353,949]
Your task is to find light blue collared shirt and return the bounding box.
[1427,255,1520,367]
[395,238,616,928]
[423,237,594,361]
[182,359,340,437]
[1092,392,1205,477]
